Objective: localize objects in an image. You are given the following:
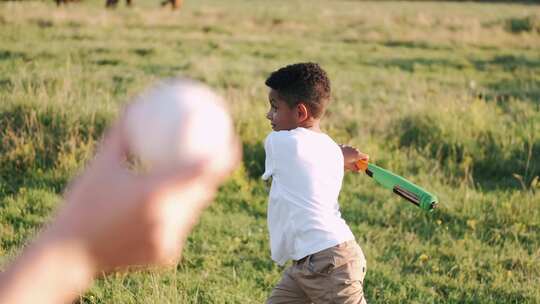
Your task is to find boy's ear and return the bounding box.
[296,103,309,122]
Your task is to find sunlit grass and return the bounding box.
[1,0,539,302]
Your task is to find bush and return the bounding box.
[0,102,111,195]
[505,16,540,34]
[390,99,540,189]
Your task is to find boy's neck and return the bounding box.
[298,118,321,133]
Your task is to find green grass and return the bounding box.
[1,0,539,302]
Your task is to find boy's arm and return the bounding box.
[262,133,274,180]
[339,144,369,173]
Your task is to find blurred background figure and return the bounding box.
[55,0,184,10]
[105,0,183,9]
[55,0,81,6]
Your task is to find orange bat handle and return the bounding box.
[355,159,369,171]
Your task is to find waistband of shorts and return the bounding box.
[293,239,357,264]
[334,239,358,248]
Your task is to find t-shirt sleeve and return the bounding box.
[262,133,274,180]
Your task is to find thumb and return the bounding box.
[90,121,129,172]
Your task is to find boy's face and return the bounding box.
[266,89,298,131]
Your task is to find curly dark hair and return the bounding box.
[265,62,331,118]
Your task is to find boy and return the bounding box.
[262,62,369,303]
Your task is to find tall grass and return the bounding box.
[1,0,539,302]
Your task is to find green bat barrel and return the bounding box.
[357,160,438,211]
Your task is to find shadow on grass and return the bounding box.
[111,74,134,95]
[483,78,540,105]
[469,55,540,104]
[140,64,186,77]
[472,55,540,72]
[382,40,451,51]
[0,78,12,90]
[242,141,265,180]
[93,58,122,66]
[132,48,155,57]
[368,57,468,73]
[0,50,28,61]
[367,55,540,103]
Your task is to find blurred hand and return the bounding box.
[339,145,369,173]
[46,120,240,273]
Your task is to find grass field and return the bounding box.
[1,0,539,302]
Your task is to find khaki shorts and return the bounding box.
[267,240,367,304]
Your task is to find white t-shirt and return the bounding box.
[262,127,355,265]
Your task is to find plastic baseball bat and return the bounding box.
[355,159,438,211]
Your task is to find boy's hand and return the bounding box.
[339,145,369,173]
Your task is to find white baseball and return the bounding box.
[124,78,234,171]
